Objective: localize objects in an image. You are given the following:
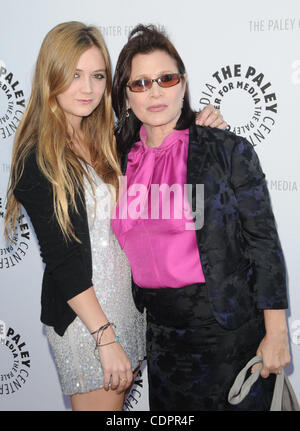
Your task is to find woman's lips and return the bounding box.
[147,104,167,112]
[77,99,93,104]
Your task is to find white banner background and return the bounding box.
[1,0,299,411]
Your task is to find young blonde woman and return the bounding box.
[5,21,225,411]
[4,21,146,411]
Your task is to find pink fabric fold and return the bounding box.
[111,126,205,288]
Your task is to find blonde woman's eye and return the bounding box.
[74,73,80,79]
[94,73,105,80]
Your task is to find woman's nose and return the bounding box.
[81,76,93,94]
[149,81,163,97]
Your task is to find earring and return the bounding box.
[126,109,130,118]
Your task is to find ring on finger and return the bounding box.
[214,109,219,116]
[120,377,127,383]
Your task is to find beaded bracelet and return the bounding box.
[98,336,120,347]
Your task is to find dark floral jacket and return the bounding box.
[186,124,288,329]
[122,124,288,330]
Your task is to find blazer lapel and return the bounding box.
[187,124,209,184]
[187,124,210,231]
[187,124,212,275]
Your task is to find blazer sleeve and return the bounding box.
[230,137,288,310]
[13,152,93,302]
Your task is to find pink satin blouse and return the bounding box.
[111,126,205,288]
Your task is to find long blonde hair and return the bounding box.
[5,21,121,242]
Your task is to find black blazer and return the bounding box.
[122,124,288,330]
[14,151,93,336]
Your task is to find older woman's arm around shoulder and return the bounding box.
[195,104,228,129]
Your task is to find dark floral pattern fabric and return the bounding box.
[133,282,275,411]
[186,125,288,329]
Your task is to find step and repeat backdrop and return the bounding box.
[1,0,300,411]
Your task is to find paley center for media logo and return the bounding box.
[0,320,31,396]
[0,60,25,141]
[199,64,277,146]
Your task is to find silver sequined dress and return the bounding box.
[45,167,146,395]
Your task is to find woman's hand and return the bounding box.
[195,104,228,129]
[254,332,290,378]
[67,288,133,393]
[97,327,133,394]
[252,310,290,378]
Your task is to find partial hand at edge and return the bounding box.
[98,337,133,394]
[195,104,228,129]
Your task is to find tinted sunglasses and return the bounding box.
[127,73,184,92]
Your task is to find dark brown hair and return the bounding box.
[112,24,195,154]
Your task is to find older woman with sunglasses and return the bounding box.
[111,25,290,411]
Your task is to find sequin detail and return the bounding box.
[45,167,146,395]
